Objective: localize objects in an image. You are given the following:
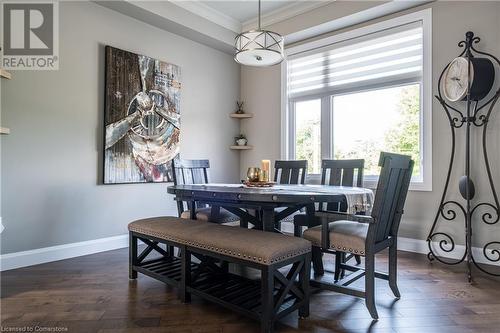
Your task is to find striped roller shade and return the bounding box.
[287,21,423,98]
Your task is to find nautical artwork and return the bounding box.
[104,46,181,184]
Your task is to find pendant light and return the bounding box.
[234,0,284,66]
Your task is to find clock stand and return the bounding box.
[427,31,500,282]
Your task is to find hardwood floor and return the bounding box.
[2,248,500,333]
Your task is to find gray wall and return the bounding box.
[0,1,240,254]
[240,1,500,246]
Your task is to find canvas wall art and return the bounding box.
[104,46,181,184]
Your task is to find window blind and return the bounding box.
[287,21,423,98]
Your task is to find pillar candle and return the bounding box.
[261,160,271,181]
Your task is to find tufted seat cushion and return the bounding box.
[129,217,311,265]
[180,207,239,224]
[302,220,369,256]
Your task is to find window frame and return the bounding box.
[281,8,432,191]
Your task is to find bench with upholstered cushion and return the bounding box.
[128,216,311,333]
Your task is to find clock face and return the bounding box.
[442,57,474,102]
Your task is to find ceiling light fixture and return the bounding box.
[234,0,284,66]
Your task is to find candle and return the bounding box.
[261,160,271,182]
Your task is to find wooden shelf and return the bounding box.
[0,69,12,80]
[230,113,253,119]
[230,145,253,150]
[0,127,10,135]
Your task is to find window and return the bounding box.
[282,9,432,190]
[293,99,321,174]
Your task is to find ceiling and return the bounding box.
[97,0,430,55]
[202,1,305,24]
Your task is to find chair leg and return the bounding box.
[389,243,400,298]
[311,246,324,276]
[365,253,378,320]
[294,223,302,237]
[355,254,361,265]
[340,253,347,279]
[334,252,342,282]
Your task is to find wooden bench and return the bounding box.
[128,217,312,333]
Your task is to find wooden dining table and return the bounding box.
[167,184,374,232]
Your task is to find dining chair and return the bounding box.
[293,159,365,237]
[293,159,365,271]
[172,159,239,224]
[272,160,308,230]
[273,160,308,185]
[302,152,414,320]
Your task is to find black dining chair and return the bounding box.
[272,160,308,230]
[302,152,414,320]
[172,159,239,224]
[294,159,365,272]
[274,160,308,185]
[293,159,365,237]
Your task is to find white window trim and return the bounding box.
[281,8,432,191]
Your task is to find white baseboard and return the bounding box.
[0,234,129,271]
[0,232,497,272]
[397,237,499,266]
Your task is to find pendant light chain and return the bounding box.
[258,0,261,30]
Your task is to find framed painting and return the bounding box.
[103,46,181,184]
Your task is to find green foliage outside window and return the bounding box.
[334,85,420,176]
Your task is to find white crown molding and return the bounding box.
[171,0,242,33]
[242,1,332,31]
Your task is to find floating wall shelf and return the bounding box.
[230,113,253,119]
[0,69,12,79]
[230,145,253,150]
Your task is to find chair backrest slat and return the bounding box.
[341,168,355,187]
[370,152,413,243]
[329,169,342,186]
[274,160,307,185]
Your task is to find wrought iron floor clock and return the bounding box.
[427,31,500,282]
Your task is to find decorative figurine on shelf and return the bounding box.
[236,101,245,114]
[235,134,248,146]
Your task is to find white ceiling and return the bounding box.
[202,1,304,24]
[172,0,330,32]
[98,0,430,54]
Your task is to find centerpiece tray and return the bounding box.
[243,181,276,188]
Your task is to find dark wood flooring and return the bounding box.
[2,248,500,333]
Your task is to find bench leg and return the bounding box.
[179,245,191,303]
[299,253,311,318]
[261,266,275,333]
[129,232,138,280]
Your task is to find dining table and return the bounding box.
[167,183,374,232]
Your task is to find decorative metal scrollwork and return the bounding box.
[427,31,500,281]
[471,203,499,225]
